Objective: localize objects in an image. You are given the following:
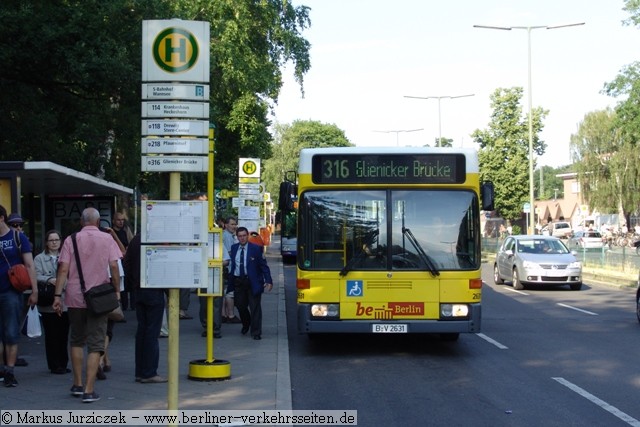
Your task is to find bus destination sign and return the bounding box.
[311,154,466,185]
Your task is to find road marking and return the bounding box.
[476,333,508,349]
[505,287,529,295]
[553,377,640,426]
[557,303,598,316]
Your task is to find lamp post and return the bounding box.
[373,128,424,146]
[404,94,474,146]
[473,23,584,234]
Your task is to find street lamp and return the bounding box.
[373,128,424,146]
[404,94,474,146]
[473,23,584,234]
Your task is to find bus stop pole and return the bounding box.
[168,172,181,412]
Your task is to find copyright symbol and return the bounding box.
[1,412,13,424]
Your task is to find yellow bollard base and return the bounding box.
[188,359,231,381]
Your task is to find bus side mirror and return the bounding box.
[481,182,494,211]
[279,181,297,211]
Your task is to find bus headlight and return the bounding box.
[310,304,340,318]
[441,304,469,318]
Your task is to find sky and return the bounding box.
[272,0,640,168]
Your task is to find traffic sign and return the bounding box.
[142,119,209,136]
[142,137,208,154]
[142,83,209,100]
[142,20,210,82]
[142,101,209,119]
[142,155,208,172]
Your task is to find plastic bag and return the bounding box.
[22,306,42,338]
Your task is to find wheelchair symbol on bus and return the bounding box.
[346,280,363,297]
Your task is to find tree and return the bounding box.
[262,120,352,207]
[570,109,640,223]
[471,87,548,221]
[0,1,311,199]
[433,137,453,147]
[535,165,572,200]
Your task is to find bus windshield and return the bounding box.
[298,189,480,272]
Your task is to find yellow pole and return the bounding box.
[168,172,180,411]
[206,127,215,362]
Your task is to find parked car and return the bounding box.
[567,230,605,250]
[494,235,582,290]
[541,221,572,239]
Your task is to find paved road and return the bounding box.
[285,262,640,426]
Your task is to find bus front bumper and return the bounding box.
[297,304,481,334]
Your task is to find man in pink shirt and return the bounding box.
[53,208,122,403]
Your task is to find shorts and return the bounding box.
[68,308,108,354]
[0,290,23,345]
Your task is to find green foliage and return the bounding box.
[535,165,571,200]
[262,120,352,207]
[570,109,640,218]
[472,88,548,221]
[0,0,311,199]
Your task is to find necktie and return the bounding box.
[239,246,245,276]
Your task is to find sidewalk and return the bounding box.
[2,247,291,412]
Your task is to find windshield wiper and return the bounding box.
[402,227,440,277]
[340,229,379,277]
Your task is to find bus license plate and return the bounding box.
[372,324,407,333]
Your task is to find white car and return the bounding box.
[494,235,582,290]
[542,222,572,239]
[567,230,605,250]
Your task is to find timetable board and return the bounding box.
[141,245,207,289]
[142,200,207,243]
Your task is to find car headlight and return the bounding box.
[568,261,581,269]
[522,260,539,269]
[441,304,469,318]
[310,304,339,317]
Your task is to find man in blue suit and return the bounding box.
[227,227,273,340]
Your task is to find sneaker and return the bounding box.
[15,358,28,367]
[4,372,17,387]
[82,392,100,403]
[140,375,167,384]
[70,385,84,397]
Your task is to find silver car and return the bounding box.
[567,230,604,250]
[494,235,582,290]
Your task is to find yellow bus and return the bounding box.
[294,147,494,341]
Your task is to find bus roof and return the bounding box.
[298,146,479,174]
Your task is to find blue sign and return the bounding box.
[346,280,363,297]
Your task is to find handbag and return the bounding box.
[37,280,56,306]
[71,233,119,315]
[107,304,124,322]
[1,231,32,292]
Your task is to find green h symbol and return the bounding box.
[164,37,186,62]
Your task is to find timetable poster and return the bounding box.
[142,200,207,243]
[141,246,207,288]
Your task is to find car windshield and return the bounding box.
[584,231,601,238]
[516,239,569,254]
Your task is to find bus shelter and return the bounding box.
[0,161,133,251]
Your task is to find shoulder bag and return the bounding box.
[71,233,119,315]
[2,230,32,292]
